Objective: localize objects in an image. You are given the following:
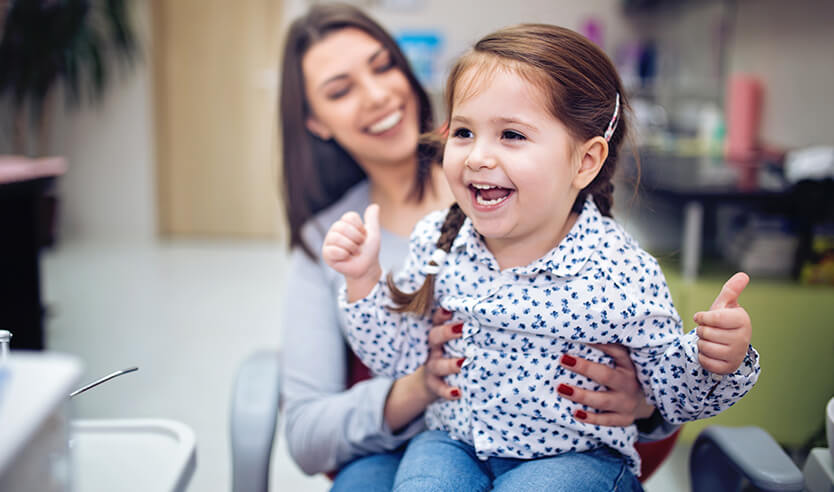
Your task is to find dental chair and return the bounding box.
[230,351,805,492]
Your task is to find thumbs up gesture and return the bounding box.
[322,204,383,301]
[693,272,753,375]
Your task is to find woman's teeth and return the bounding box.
[368,111,402,134]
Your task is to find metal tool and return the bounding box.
[70,367,139,397]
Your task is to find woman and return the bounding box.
[278,4,750,490]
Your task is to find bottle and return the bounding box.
[0,330,11,363]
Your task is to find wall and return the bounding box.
[50,0,157,242]
[729,0,834,148]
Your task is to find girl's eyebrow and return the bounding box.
[318,47,387,90]
[450,114,537,131]
[493,117,536,131]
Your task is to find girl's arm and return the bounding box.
[629,273,760,424]
[339,210,444,378]
[282,247,424,475]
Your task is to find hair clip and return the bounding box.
[603,93,620,142]
[422,249,448,275]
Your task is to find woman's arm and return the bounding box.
[282,247,424,475]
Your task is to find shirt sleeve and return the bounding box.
[338,212,442,378]
[281,246,425,476]
[624,259,761,424]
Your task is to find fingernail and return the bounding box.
[451,323,463,334]
[457,358,465,368]
[560,354,577,367]
[557,383,574,396]
[575,410,588,420]
[440,308,451,315]
[451,389,461,398]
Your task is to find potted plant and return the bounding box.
[0,0,139,350]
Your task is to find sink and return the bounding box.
[70,419,196,492]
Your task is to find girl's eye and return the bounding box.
[502,130,525,141]
[452,127,473,139]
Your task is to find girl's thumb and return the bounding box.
[364,204,381,244]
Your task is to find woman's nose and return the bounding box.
[360,76,390,107]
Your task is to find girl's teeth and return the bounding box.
[475,193,509,206]
[368,111,402,134]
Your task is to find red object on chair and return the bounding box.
[340,350,678,482]
[635,428,681,481]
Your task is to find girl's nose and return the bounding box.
[465,143,497,170]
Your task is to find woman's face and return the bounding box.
[302,28,420,170]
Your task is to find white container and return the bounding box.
[0,352,82,492]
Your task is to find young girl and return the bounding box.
[322,23,759,490]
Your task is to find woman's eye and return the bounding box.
[502,130,525,141]
[326,86,351,100]
[452,128,473,139]
[373,54,395,73]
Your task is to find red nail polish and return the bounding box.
[440,308,451,315]
[451,389,461,398]
[451,323,463,334]
[557,384,574,396]
[575,410,588,420]
[457,358,465,367]
[561,354,577,367]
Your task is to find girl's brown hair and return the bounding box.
[389,23,631,316]
[280,3,437,258]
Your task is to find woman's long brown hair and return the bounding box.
[388,23,633,316]
[280,3,437,258]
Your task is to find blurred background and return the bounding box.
[1,0,832,490]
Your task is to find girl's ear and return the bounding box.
[305,114,333,140]
[573,136,608,190]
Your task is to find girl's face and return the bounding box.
[443,67,598,266]
[302,28,420,170]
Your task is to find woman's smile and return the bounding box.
[366,108,404,135]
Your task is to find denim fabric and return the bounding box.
[330,448,404,492]
[392,430,643,492]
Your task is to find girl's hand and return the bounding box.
[557,344,655,426]
[423,309,464,400]
[322,204,382,300]
[693,272,752,375]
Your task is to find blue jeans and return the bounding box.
[331,448,404,492]
[393,430,643,492]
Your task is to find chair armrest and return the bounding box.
[690,425,804,492]
[230,350,282,492]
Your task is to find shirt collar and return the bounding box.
[450,196,605,276]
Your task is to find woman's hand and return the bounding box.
[423,309,464,400]
[557,344,655,426]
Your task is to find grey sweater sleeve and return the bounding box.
[280,192,425,475]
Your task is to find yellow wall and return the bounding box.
[152,0,284,238]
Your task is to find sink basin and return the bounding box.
[70,419,196,492]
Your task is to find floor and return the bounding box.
[40,239,691,491]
